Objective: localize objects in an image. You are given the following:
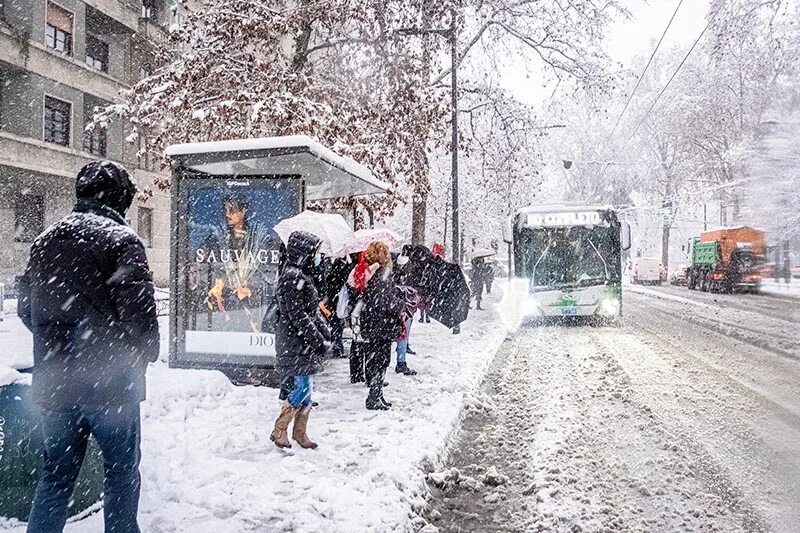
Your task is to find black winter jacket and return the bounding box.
[275,231,330,377]
[361,266,405,343]
[17,197,159,407]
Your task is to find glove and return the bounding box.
[322,341,333,356]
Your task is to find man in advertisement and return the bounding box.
[182,181,300,372]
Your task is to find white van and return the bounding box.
[631,257,663,285]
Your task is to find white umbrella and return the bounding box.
[343,228,403,254]
[472,248,496,259]
[273,210,356,257]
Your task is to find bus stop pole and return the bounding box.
[450,15,460,265]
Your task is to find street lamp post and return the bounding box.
[450,16,460,265]
[406,13,460,262]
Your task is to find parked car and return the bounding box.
[670,265,689,286]
[631,257,663,285]
[760,263,777,279]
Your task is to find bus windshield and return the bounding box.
[514,224,619,290]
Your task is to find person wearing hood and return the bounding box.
[271,230,331,449]
[354,242,405,410]
[18,160,159,533]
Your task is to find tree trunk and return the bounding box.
[661,221,671,274]
[292,0,313,70]
[732,193,741,223]
[411,193,427,245]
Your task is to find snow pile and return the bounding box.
[2,288,506,532]
[0,365,29,387]
[760,280,800,298]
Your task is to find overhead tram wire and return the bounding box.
[604,0,685,147]
[622,3,726,149]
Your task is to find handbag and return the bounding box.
[261,294,279,334]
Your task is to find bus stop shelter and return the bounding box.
[164,136,390,384]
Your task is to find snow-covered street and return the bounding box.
[424,286,800,533]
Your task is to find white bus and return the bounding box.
[502,204,631,321]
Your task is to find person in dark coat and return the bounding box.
[345,253,374,384]
[271,230,331,449]
[411,245,433,323]
[358,242,405,410]
[323,255,356,357]
[470,256,490,310]
[17,160,159,533]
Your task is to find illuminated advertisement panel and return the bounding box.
[170,174,303,371]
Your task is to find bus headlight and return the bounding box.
[520,298,542,317]
[598,297,620,316]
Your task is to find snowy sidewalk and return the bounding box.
[1,289,506,533]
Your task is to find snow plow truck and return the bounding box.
[686,226,765,293]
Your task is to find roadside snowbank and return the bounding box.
[761,280,800,298]
[2,289,506,532]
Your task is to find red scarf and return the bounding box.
[352,252,370,293]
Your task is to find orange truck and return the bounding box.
[686,226,766,293]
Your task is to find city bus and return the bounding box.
[501,204,631,322]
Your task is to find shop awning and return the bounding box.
[165,135,390,200]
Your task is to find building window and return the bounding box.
[45,2,73,55]
[138,207,153,248]
[44,96,71,146]
[85,35,109,72]
[138,135,157,171]
[141,0,158,20]
[83,128,107,157]
[15,194,45,242]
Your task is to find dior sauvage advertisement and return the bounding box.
[178,178,301,367]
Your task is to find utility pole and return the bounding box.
[703,203,707,231]
[450,12,460,265]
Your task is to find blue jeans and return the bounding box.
[27,402,142,533]
[395,317,413,364]
[287,375,313,408]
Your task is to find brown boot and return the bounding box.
[292,406,318,449]
[271,401,296,449]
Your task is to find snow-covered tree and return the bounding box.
[101,0,456,225]
[99,0,627,240]
[687,0,800,224]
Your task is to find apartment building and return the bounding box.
[0,0,176,288]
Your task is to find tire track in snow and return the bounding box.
[626,288,799,361]
[424,326,753,533]
[644,285,800,324]
[620,295,800,533]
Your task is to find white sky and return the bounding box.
[497,0,712,104]
[606,0,711,66]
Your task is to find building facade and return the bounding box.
[0,0,175,288]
